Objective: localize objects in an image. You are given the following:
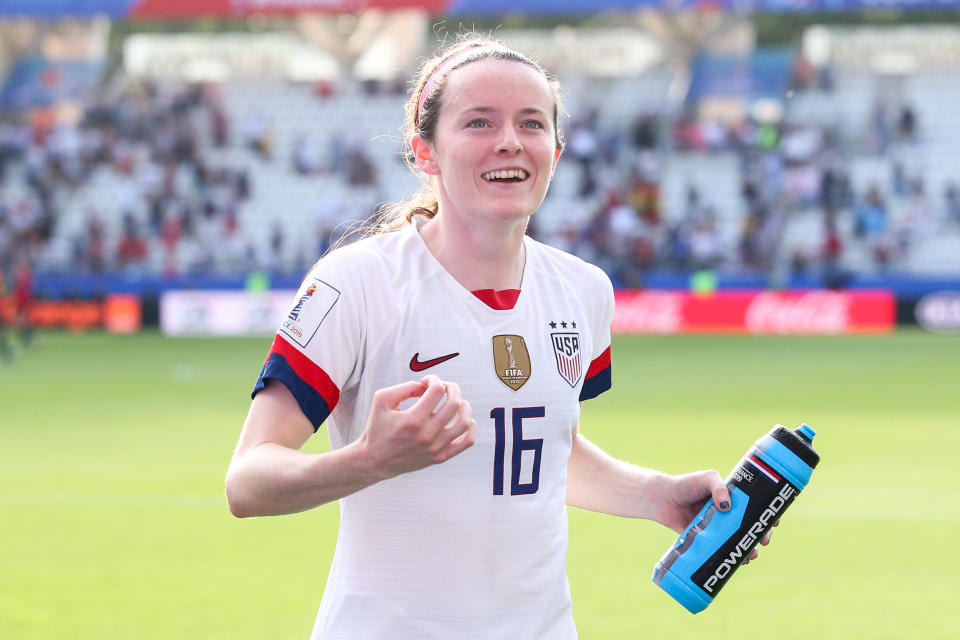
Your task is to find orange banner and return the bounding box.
[0,296,142,333]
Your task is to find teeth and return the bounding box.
[483,169,528,181]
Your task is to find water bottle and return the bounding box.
[651,423,820,614]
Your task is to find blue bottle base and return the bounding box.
[652,564,713,614]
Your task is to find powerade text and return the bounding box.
[701,483,795,593]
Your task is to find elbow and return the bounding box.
[225,469,256,518]
[226,494,251,519]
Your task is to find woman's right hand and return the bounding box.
[359,374,476,480]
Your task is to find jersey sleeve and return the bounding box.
[251,251,363,430]
[579,266,614,402]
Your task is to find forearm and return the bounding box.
[226,375,476,518]
[566,432,670,520]
[226,439,383,517]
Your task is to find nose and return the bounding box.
[496,126,522,154]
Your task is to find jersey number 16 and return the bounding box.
[490,406,545,496]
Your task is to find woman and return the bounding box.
[226,37,762,639]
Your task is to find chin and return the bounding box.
[486,196,544,220]
[488,205,538,223]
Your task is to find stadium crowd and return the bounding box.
[1,63,959,288]
[540,74,960,288]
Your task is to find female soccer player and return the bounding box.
[226,36,765,639]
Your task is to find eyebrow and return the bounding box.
[462,106,549,117]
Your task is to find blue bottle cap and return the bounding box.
[798,423,816,442]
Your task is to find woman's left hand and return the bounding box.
[657,470,775,564]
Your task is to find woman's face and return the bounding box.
[415,58,561,227]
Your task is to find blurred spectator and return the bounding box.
[630,114,659,151]
[628,167,661,226]
[900,179,935,244]
[816,62,835,91]
[739,207,767,270]
[891,161,908,197]
[790,248,811,276]
[870,98,891,155]
[702,119,728,152]
[293,134,322,176]
[161,206,182,275]
[688,214,724,271]
[854,185,888,239]
[568,118,599,169]
[0,263,11,362]
[755,120,780,152]
[205,86,231,147]
[944,182,960,227]
[789,52,816,91]
[12,252,35,347]
[243,113,273,160]
[270,222,285,268]
[0,194,11,257]
[568,117,600,197]
[346,149,377,187]
[821,207,847,288]
[897,103,917,144]
[115,214,149,270]
[73,208,106,272]
[781,123,824,206]
[673,112,705,152]
[577,165,598,199]
[683,185,707,223]
[819,160,852,210]
[662,221,691,270]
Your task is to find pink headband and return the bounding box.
[416,46,496,125]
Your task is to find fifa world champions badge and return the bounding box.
[492,334,531,390]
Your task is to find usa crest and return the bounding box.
[551,332,582,387]
[492,334,531,391]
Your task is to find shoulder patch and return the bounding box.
[280,278,340,347]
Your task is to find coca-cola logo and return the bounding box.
[745,291,851,334]
[915,291,960,334]
[612,292,684,334]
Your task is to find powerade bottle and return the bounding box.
[652,423,820,614]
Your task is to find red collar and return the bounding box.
[471,289,520,310]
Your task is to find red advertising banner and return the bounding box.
[128,0,451,19]
[612,290,896,335]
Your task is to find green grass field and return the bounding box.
[1,329,958,639]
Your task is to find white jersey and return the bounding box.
[253,220,613,639]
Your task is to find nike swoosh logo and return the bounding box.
[409,352,460,372]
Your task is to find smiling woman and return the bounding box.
[225,34,741,640]
[411,55,564,289]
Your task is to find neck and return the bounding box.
[419,210,528,292]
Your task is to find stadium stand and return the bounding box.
[1,11,959,295]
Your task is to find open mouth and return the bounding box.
[482,169,529,183]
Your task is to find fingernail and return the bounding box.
[719,500,730,510]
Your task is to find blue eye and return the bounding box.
[522,120,545,129]
[467,119,489,128]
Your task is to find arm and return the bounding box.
[225,375,476,518]
[566,425,772,560]
[566,426,730,532]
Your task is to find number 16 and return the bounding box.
[491,406,545,496]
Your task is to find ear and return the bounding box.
[411,134,440,176]
[550,147,562,180]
